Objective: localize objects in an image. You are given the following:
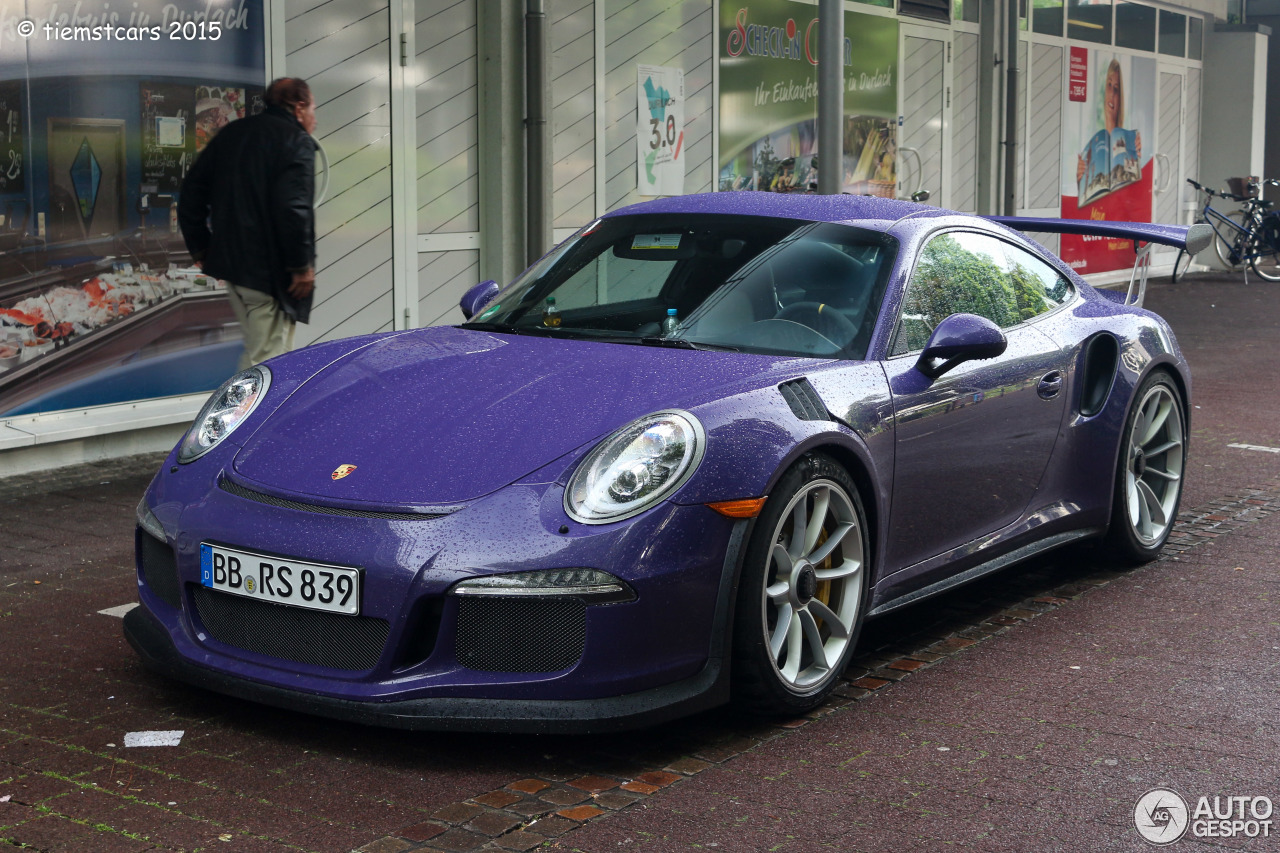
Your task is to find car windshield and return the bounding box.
[462,214,896,359]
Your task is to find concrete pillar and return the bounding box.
[478,0,527,285]
[1199,24,1270,194]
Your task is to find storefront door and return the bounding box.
[899,26,950,206]
[1152,67,1186,265]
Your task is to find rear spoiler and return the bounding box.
[984,216,1213,308]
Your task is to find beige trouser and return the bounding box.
[225,283,297,371]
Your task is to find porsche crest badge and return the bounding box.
[331,464,357,480]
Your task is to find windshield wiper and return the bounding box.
[459,322,560,337]
[639,337,739,352]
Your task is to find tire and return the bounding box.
[731,453,869,716]
[1170,249,1193,283]
[1103,372,1186,564]
[1248,217,1280,281]
[1213,210,1250,270]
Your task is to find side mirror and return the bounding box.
[916,313,1007,379]
[911,189,931,203]
[459,280,500,320]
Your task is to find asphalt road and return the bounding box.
[2,270,1278,852]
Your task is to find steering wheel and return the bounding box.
[775,302,859,349]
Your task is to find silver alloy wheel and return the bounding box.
[1125,383,1185,544]
[762,479,864,690]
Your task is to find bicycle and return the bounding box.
[1173,178,1280,282]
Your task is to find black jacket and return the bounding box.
[178,106,316,323]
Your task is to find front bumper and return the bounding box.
[131,466,750,731]
[124,604,730,733]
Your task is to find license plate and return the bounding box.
[199,543,360,615]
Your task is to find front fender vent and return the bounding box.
[779,379,830,422]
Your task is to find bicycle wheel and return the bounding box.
[1171,249,1193,283]
[1249,217,1280,281]
[1213,210,1251,270]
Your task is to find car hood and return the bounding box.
[232,326,802,506]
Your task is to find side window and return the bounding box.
[892,232,1004,355]
[891,232,1070,355]
[1000,243,1074,316]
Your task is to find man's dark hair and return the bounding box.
[265,78,312,113]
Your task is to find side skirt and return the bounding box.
[866,528,1101,618]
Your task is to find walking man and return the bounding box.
[178,77,318,370]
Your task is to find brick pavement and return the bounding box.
[2,272,1278,852]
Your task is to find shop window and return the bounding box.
[856,0,895,8]
[954,0,980,23]
[1115,2,1156,51]
[1067,0,1113,44]
[1159,10,1186,57]
[1189,17,1203,60]
[900,0,951,23]
[1033,0,1065,35]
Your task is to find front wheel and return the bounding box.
[1248,217,1280,281]
[1103,372,1186,564]
[731,453,869,716]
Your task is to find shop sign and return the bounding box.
[717,0,899,196]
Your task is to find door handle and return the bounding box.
[1037,371,1063,400]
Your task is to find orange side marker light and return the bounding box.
[707,497,767,518]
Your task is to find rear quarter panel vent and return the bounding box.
[1079,334,1120,417]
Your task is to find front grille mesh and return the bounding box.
[138,529,181,609]
[192,585,389,671]
[455,598,586,673]
[218,477,442,521]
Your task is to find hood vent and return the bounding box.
[778,379,830,422]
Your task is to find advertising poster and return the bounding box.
[1060,49,1156,274]
[637,65,685,197]
[718,0,899,195]
[0,0,264,417]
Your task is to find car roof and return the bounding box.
[604,192,955,230]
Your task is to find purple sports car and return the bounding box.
[126,194,1210,732]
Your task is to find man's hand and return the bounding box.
[288,268,316,299]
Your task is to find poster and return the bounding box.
[141,83,194,194]
[0,80,21,195]
[718,1,899,195]
[0,0,264,417]
[1060,51,1156,274]
[194,85,248,152]
[637,65,685,197]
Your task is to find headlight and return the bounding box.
[565,410,705,524]
[452,568,635,603]
[177,366,272,463]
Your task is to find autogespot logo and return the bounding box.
[1135,789,1190,845]
[1135,789,1276,844]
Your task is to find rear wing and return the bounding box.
[984,216,1213,308]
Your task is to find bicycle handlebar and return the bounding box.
[1186,177,1274,206]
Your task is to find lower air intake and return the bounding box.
[138,529,181,610]
[192,585,389,671]
[455,597,586,673]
